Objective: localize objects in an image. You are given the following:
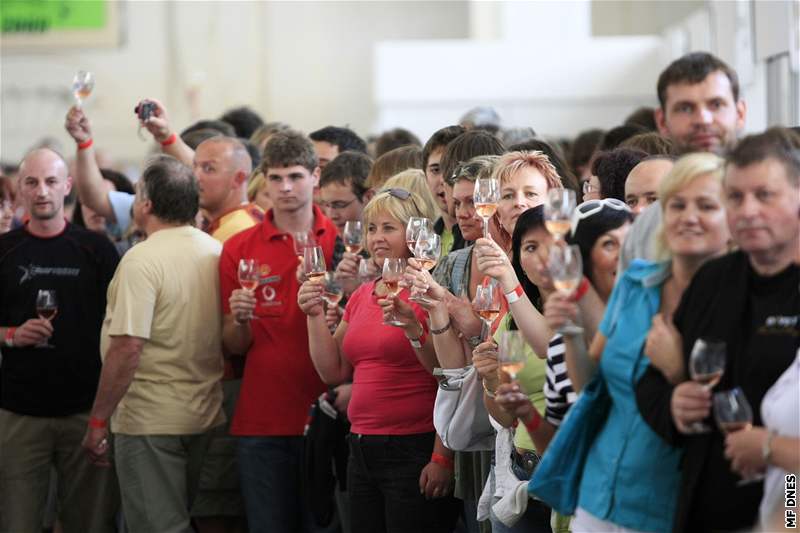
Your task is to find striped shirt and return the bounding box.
[544,333,577,426]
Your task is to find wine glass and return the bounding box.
[713,387,763,485]
[405,217,432,253]
[303,245,326,283]
[473,178,500,239]
[237,259,260,292]
[498,330,527,380]
[72,70,95,107]
[293,231,313,264]
[321,272,344,307]
[343,220,363,255]
[36,289,58,348]
[409,230,441,304]
[382,258,406,326]
[548,244,584,334]
[358,258,378,283]
[544,189,576,241]
[687,338,726,433]
[472,278,501,340]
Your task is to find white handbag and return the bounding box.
[433,365,496,451]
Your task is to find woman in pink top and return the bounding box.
[298,187,459,533]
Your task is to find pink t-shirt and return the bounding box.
[342,281,437,435]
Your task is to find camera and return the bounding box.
[135,101,157,122]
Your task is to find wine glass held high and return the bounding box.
[472,280,501,341]
[547,244,584,335]
[409,230,441,304]
[474,178,500,240]
[72,70,95,107]
[382,257,406,327]
[304,245,327,284]
[544,188,576,241]
[343,220,364,255]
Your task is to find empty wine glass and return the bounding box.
[406,217,432,253]
[548,244,584,334]
[293,231,313,264]
[498,330,527,380]
[343,220,363,255]
[382,258,406,326]
[304,245,326,283]
[473,178,500,239]
[36,289,57,348]
[72,70,95,107]
[237,259,260,292]
[358,258,378,283]
[688,338,726,433]
[544,189,576,241]
[472,278,501,340]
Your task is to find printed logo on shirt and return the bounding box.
[759,314,800,336]
[257,263,282,307]
[18,264,80,284]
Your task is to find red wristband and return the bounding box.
[88,417,108,429]
[4,327,16,347]
[431,452,454,471]
[505,284,524,304]
[523,409,542,434]
[160,132,178,147]
[571,277,590,302]
[77,138,93,150]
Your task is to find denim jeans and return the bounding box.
[347,431,460,533]
[237,436,339,533]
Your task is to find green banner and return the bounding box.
[1,1,106,33]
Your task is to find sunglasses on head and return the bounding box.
[571,198,631,235]
[380,187,425,216]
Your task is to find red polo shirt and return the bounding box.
[219,205,337,436]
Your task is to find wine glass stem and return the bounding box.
[483,217,489,239]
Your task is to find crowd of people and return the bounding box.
[0,50,798,533]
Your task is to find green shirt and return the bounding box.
[493,314,546,452]
[440,226,454,258]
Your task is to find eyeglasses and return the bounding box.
[319,198,357,211]
[571,198,631,234]
[582,180,598,195]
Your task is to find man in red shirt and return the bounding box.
[220,130,338,532]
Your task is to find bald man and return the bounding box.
[624,156,675,217]
[0,149,120,531]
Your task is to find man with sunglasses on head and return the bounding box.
[636,128,800,532]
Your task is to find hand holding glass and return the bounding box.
[36,289,57,348]
[409,230,441,304]
[687,338,726,433]
[238,259,260,292]
[382,258,406,326]
[713,387,763,485]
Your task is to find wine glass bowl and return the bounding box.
[293,231,313,264]
[472,279,501,340]
[343,220,363,255]
[409,230,441,304]
[321,272,344,307]
[237,259,259,292]
[548,244,584,334]
[498,330,527,380]
[303,245,326,283]
[35,289,57,348]
[405,217,432,253]
[72,70,95,106]
[382,257,406,326]
[473,178,500,239]
[544,189,577,240]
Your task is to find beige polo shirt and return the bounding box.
[101,225,225,435]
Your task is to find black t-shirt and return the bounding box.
[0,223,119,416]
[672,252,800,530]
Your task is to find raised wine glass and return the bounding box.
[409,230,441,304]
[72,70,95,107]
[36,289,58,348]
[688,338,726,433]
[358,258,378,284]
[544,189,576,241]
[498,330,527,381]
[405,217,432,253]
[473,178,500,239]
[472,278,501,340]
[321,272,344,307]
[548,244,584,335]
[343,220,363,255]
[382,258,406,326]
[303,245,326,283]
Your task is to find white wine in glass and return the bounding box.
[498,330,527,380]
[72,70,95,107]
[548,244,584,334]
[382,257,406,326]
[321,272,344,306]
[406,217,432,253]
[544,189,576,241]
[237,259,260,292]
[409,230,441,303]
[343,220,363,255]
[474,178,500,239]
[472,280,501,340]
[304,245,326,283]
